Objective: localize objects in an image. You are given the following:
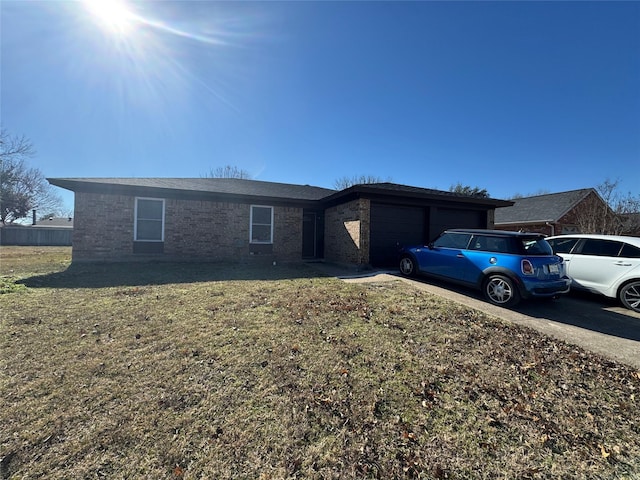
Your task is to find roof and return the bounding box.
[47,178,513,208]
[35,217,74,227]
[48,178,514,208]
[48,178,336,203]
[447,229,545,238]
[322,182,513,207]
[546,233,640,248]
[494,188,596,225]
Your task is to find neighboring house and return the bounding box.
[620,213,640,236]
[47,178,512,267]
[494,188,609,236]
[0,214,73,246]
[34,216,74,228]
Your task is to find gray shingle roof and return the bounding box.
[48,178,515,208]
[35,217,74,227]
[48,178,336,202]
[323,182,513,207]
[494,188,594,224]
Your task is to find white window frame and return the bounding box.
[134,197,165,242]
[250,205,274,244]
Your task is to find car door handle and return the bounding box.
[614,262,632,266]
[457,254,465,258]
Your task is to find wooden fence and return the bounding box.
[0,227,72,246]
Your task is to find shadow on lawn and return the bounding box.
[18,261,332,289]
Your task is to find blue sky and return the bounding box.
[2,1,639,212]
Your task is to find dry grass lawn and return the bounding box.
[1,246,639,479]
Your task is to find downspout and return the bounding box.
[545,222,555,236]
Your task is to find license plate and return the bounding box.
[548,264,559,274]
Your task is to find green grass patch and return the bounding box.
[1,247,639,479]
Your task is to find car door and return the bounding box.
[420,232,472,281]
[563,239,635,295]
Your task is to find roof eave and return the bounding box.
[47,178,324,207]
[321,184,513,208]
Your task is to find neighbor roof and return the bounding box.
[494,188,595,225]
[35,217,74,228]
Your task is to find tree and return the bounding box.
[203,165,251,179]
[571,179,640,235]
[508,189,550,199]
[0,129,63,224]
[334,174,391,190]
[449,182,490,198]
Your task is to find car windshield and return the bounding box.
[520,238,553,255]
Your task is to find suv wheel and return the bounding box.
[483,274,520,307]
[399,256,417,277]
[619,281,640,313]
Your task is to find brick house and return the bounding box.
[493,188,610,236]
[48,178,512,267]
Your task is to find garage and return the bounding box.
[321,183,513,268]
[369,203,426,267]
[429,206,486,238]
[369,204,489,267]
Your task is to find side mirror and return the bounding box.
[428,242,435,250]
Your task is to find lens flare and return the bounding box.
[83,0,137,35]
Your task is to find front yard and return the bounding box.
[1,247,639,479]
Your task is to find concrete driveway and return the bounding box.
[334,269,640,369]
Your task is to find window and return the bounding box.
[547,237,579,254]
[250,205,273,244]
[520,238,553,255]
[433,232,472,249]
[135,198,164,242]
[579,239,622,257]
[620,243,640,258]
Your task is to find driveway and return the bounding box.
[327,267,640,369]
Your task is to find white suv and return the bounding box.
[546,234,640,312]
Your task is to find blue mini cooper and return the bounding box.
[399,229,571,307]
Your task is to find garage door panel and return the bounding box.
[430,208,486,239]
[370,204,425,267]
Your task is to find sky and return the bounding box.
[2,0,639,213]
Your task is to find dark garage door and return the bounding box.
[430,207,486,238]
[370,204,425,267]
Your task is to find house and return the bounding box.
[493,188,610,236]
[47,177,513,266]
[34,216,74,228]
[0,214,73,246]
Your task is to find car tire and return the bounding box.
[483,274,520,307]
[399,256,417,277]
[619,281,640,313]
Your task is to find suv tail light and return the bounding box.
[521,259,535,275]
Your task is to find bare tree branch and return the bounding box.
[568,179,640,235]
[1,129,62,224]
[203,165,251,179]
[333,174,391,190]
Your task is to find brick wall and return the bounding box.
[72,192,135,261]
[73,192,303,263]
[324,198,370,265]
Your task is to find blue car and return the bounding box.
[399,229,571,307]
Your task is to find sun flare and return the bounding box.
[83,0,136,35]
